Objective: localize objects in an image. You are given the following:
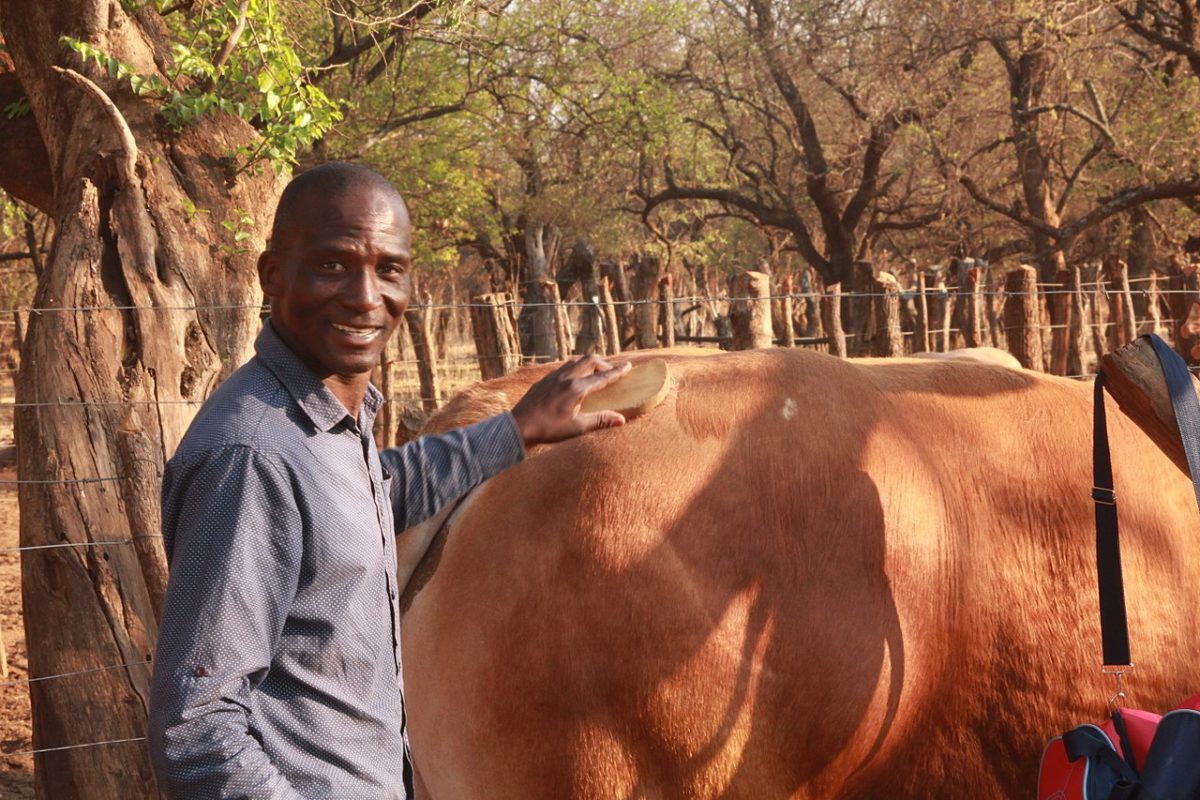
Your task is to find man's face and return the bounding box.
[259,185,412,379]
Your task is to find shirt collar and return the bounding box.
[255,320,383,434]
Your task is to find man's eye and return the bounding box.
[320,261,345,272]
[380,262,409,275]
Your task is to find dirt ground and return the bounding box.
[0,428,34,797]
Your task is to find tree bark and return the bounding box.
[1003,266,1043,371]
[521,223,557,362]
[730,270,773,350]
[0,4,284,797]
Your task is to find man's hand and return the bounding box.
[511,355,633,447]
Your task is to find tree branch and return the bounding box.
[958,174,1061,239]
[204,0,251,92]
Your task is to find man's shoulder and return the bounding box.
[170,357,302,467]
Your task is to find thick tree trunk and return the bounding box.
[0,4,284,798]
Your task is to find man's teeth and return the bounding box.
[332,323,377,338]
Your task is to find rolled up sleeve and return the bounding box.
[149,446,305,800]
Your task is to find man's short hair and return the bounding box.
[269,162,405,249]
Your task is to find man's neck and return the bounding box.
[323,373,370,420]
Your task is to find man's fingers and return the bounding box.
[561,353,623,379]
[578,410,626,433]
[574,360,631,394]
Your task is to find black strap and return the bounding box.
[1093,371,1131,667]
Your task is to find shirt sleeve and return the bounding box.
[149,445,306,800]
[381,411,525,531]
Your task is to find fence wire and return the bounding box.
[3,278,1200,764]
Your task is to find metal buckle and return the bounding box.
[1092,486,1116,505]
[1103,664,1134,711]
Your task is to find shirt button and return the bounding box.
[194,665,208,677]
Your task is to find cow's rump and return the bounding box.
[400,348,1200,799]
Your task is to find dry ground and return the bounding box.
[0,374,34,798]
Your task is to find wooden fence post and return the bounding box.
[658,274,676,348]
[777,275,795,347]
[600,278,621,355]
[631,254,661,349]
[1106,256,1138,350]
[378,336,396,448]
[1169,263,1200,365]
[542,280,573,359]
[984,264,1005,349]
[1147,272,1164,338]
[470,292,522,379]
[406,291,443,412]
[913,271,930,354]
[871,273,905,356]
[822,283,847,358]
[730,270,773,350]
[1067,266,1087,376]
[1003,266,1043,371]
[928,277,952,352]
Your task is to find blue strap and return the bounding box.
[1147,334,1200,509]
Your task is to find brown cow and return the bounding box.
[398,347,1200,799]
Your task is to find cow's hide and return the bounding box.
[398,347,1200,799]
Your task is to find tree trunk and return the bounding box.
[521,223,556,361]
[0,5,284,798]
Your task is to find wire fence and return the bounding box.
[2,274,1199,762]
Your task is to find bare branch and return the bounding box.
[51,66,138,182]
[204,0,252,92]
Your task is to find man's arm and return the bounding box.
[382,354,630,531]
[149,446,305,800]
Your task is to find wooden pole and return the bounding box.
[729,270,773,350]
[470,292,521,379]
[1106,256,1138,350]
[964,265,986,347]
[913,271,930,354]
[1147,272,1164,338]
[600,278,621,356]
[871,273,905,356]
[929,277,952,352]
[984,264,1004,349]
[378,336,395,448]
[406,290,443,413]
[1048,268,1072,375]
[1067,265,1086,376]
[1003,266,1043,371]
[1168,262,1200,365]
[658,274,676,348]
[778,275,796,347]
[631,254,661,349]
[822,283,847,358]
[542,280,573,359]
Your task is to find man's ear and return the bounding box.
[258,250,280,297]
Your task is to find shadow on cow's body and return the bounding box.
[398,348,1200,799]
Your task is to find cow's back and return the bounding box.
[401,348,1200,799]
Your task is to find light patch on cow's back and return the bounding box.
[570,721,641,799]
[782,398,798,420]
[645,582,775,795]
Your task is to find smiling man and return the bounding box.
[147,163,630,800]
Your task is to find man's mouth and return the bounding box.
[331,322,381,340]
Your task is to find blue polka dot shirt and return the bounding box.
[148,321,524,799]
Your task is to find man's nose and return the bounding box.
[343,268,382,310]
